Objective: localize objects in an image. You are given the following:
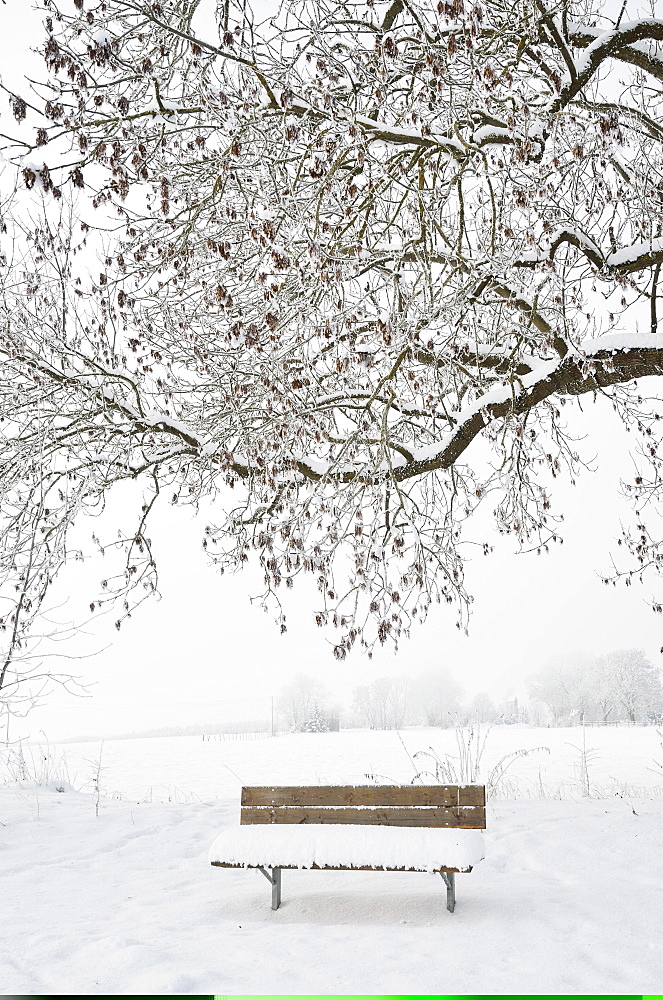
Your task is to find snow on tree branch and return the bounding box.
[568,22,663,82]
[553,18,663,112]
[2,0,663,680]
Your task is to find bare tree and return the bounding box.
[385,674,410,728]
[3,0,663,705]
[352,684,377,729]
[527,660,580,724]
[468,690,498,723]
[410,667,463,725]
[596,648,663,722]
[352,674,409,728]
[587,657,616,722]
[276,672,328,730]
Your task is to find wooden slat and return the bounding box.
[240,804,485,828]
[212,861,473,872]
[241,784,485,808]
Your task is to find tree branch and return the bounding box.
[569,24,663,83]
[553,20,663,112]
[392,341,663,482]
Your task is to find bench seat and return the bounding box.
[209,822,485,873]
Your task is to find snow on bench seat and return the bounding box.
[209,823,485,872]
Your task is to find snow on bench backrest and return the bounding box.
[240,784,485,829]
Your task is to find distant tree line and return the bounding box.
[276,650,663,732]
[276,669,516,732]
[527,650,663,726]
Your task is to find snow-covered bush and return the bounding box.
[303,705,332,733]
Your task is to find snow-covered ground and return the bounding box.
[2,725,662,995]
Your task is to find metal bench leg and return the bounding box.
[257,866,282,909]
[272,867,282,910]
[440,871,455,913]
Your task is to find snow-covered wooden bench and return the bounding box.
[209,784,485,913]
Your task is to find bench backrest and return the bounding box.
[240,785,485,829]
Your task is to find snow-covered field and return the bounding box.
[2,725,662,995]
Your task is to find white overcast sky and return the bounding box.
[1,0,662,742]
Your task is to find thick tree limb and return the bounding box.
[549,229,604,270]
[519,235,663,278]
[392,342,663,482]
[412,344,535,378]
[11,340,663,493]
[553,20,663,112]
[569,24,663,83]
